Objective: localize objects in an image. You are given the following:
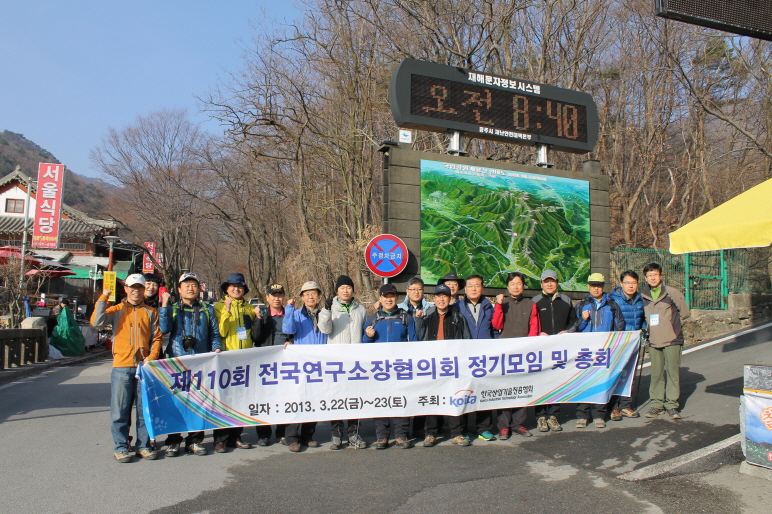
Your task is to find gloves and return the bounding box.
[324,298,333,310]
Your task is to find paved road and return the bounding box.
[1,325,771,513]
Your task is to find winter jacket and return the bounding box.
[492,296,541,338]
[641,284,690,348]
[214,298,256,351]
[609,286,646,331]
[253,307,292,346]
[532,292,576,335]
[282,304,327,345]
[418,303,471,341]
[318,297,367,344]
[91,294,162,367]
[397,297,435,317]
[571,293,625,333]
[456,297,498,339]
[160,301,221,357]
[362,307,418,343]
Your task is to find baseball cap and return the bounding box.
[540,270,558,281]
[178,272,201,284]
[267,284,285,295]
[433,284,452,296]
[125,273,146,287]
[300,281,322,294]
[379,283,398,296]
[587,272,606,285]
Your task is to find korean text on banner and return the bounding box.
[103,271,117,303]
[31,163,65,249]
[140,331,641,438]
[142,242,156,274]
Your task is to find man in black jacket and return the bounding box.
[533,269,576,432]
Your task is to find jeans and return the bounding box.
[111,367,149,452]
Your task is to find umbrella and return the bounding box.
[669,178,772,254]
[0,247,41,266]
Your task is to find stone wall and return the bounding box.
[683,293,772,344]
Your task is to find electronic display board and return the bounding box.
[655,0,772,41]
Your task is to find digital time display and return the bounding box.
[389,59,599,154]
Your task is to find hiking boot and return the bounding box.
[165,443,180,457]
[645,408,664,418]
[186,442,207,455]
[330,436,343,450]
[515,426,533,437]
[374,438,389,449]
[256,438,269,447]
[279,437,288,446]
[138,448,158,460]
[395,438,412,449]
[594,418,606,428]
[348,434,367,449]
[451,435,471,446]
[621,408,640,418]
[610,408,623,421]
[478,431,496,441]
[305,440,320,448]
[537,417,549,432]
[289,443,301,453]
[547,416,563,432]
[234,438,252,449]
[214,442,227,453]
[423,435,437,447]
[667,408,681,420]
[575,419,588,428]
[114,450,132,463]
[498,428,511,440]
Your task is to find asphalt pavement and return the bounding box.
[1,325,771,514]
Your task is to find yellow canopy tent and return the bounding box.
[669,178,772,254]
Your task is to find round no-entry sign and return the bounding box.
[364,234,409,278]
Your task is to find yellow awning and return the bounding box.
[669,178,772,254]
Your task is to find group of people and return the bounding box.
[93,263,689,462]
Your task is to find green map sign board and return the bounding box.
[420,159,590,290]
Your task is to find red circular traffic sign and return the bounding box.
[364,234,409,278]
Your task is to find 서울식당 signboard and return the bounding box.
[31,163,65,249]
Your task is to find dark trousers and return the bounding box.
[426,414,465,437]
[256,424,286,441]
[213,426,243,444]
[411,416,426,437]
[165,431,204,446]
[374,417,410,440]
[285,422,317,445]
[330,419,360,439]
[535,404,560,418]
[608,395,633,411]
[497,408,527,431]
[476,410,493,434]
[576,403,606,420]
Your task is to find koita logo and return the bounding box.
[449,389,478,407]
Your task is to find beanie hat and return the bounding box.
[335,275,355,292]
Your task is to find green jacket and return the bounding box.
[641,284,690,348]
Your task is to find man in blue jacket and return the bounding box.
[608,270,646,421]
[570,273,625,429]
[397,277,434,316]
[456,274,498,442]
[363,283,417,449]
[160,272,221,457]
[282,281,327,452]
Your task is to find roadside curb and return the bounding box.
[0,349,110,386]
[617,433,742,481]
[739,461,772,481]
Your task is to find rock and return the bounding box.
[20,317,47,330]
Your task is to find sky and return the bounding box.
[1,1,301,178]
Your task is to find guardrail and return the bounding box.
[0,328,48,369]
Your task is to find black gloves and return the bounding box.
[324,298,333,310]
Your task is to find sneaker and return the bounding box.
[423,435,437,447]
[289,443,301,453]
[478,431,496,441]
[645,408,664,418]
[374,438,389,449]
[547,416,563,432]
[498,428,511,440]
[234,438,252,449]
[138,448,158,460]
[348,434,367,449]
[114,450,132,463]
[451,435,471,446]
[463,433,473,441]
[515,426,533,437]
[594,418,606,428]
[611,408,623,421]
[330,436,343,450]
[395,438,412,449]
[214,442,227,453]
[257,438,269,447]
[165,443,180,457]
[279,437,288,446]
[186,442,207,455]
[667,408,681,420]
[621,408,640,418]
[575,419,588,428]
[537,417,549,432]
[305,440,320,448]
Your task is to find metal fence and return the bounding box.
[612,247,772,310]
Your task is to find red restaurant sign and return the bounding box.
[31,163,65,249]
[142,242,156,274]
